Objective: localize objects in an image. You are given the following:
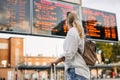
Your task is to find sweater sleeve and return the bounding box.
[63,28,80,67]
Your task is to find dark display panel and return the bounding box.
[0,0,118,41]
[33,0,80,36]
[82,7,118,41]
[0,0,30,33]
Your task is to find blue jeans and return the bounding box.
[67,68,89,80]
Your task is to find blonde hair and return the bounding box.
[66,13,84,38]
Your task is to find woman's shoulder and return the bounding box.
[68,27,77,34]
[68,27,79,38]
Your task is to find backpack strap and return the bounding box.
[78,36,86,55]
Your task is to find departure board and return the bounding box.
[32,0,80,36]
[82,7,118,41]
[0,0,30,33]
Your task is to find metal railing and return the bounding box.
[16,64,120,80]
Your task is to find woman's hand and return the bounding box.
[51,61,58,67]
[50,56,65,67]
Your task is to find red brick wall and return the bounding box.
[24,57,57,66]
[0,68,15,80]
[0,38,9,67]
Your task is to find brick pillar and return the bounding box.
[9,37,24,67]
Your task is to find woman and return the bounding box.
[51,13,90,80]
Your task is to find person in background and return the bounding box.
[51,12,90,80]
[51,12,71,36]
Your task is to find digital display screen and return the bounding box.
[32,0,80,36]
[82,7,118,41]
[0,0,30,33]
[0,0,118,41]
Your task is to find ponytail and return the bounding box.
[67,13,84,39]
[73,20,84,38]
